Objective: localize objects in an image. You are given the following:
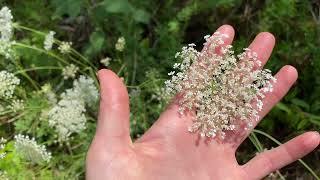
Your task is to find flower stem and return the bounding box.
[14,24,97,71]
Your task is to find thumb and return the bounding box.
[95,69,131,145]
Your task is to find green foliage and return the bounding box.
[0,0,319,179]
[52,0,87,17]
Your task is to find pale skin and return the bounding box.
[86,25,320,180]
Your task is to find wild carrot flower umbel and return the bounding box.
[48,99,86,142]
[165,32,276,139]
[62,64,79,79]
[58,41,72,54]
[62,75,99,107]
[0,6,13,41]
[0,71,20,99]
[44,31,55,50]
[14,134,52,164]
[9,99,24,112]
[115,37,125,52]
[0,7,14,59]
[48,76,98,142]
[100,57,111,67]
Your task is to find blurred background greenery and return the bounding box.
[0,0,319,179]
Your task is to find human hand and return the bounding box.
[86,25,320,180]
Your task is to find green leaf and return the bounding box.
[307,113,320,120]
[291,98,310,110]
[275,102,291,114]
[133,9,151,24]
[207,0,239,7]
[52,0,86,17]
[309,119,320,127]
[297,119,309,130]
[103,0,133,14]
[84,31,106,58]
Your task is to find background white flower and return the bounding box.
[44,31,55,50]
[115,37,125,52]
[0,6,13,41]
[65,75,99,107]
[58,41,72,54]
[0,138,6,160]
[0,71,20,99]
[14,134,52,164]
[100,57,111,67]
[48,99,86,142]
[9,99,24,112]
[62,64,79,79]
[0,171,9,180]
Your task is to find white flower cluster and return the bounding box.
[0,70,20,99]
[0,6,14,59]
[0,40,14,59]
[41,84,57,105]
[0,6,13,41]
[58,41,72,54]
[48,99,86,142]
[100,57,111,67]
[115,37,125,52]
[48,76,98,142]
[62,64,79,79]
[0,171,9,180]
[9,99,24,112]
[14,134,52,164]
[165,32,276,139]
[62,75,99,107]
[44,31,55,50]
[0,138,6,160]
[151,87,166,102]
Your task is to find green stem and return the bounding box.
[14,42,69,65]
[14,23,46,36]
[248,135,261,151]
[14,66,62,75]
[131,34,137,85]
[251,132,264,151]
[15,24,97,71]
[117,63,126,76]
[14,43,89,76]
[10,59,40,90]
[70,49,97,71]
[249,133,285,180]
[68,54,91,70]
[88,67,99,87]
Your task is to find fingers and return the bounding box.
[247,32,275,69]
[242,132,320,180]
[215,24,235,52]
[95,69,131,144]
[235,65,298,146]
[255,65,298,124]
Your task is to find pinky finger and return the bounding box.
[242,131,320,180]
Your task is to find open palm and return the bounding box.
[86,25,320,180]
